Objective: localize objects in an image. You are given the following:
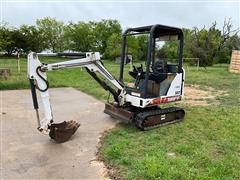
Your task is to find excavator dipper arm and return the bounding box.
[27,52,123,143]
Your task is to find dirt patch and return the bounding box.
[91,127,121,180]
[182,84,227,106]
[90,160,110,180]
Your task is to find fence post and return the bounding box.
[17,53,21,73]
[197,58,199,71]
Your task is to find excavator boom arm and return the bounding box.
[27,52,123,132]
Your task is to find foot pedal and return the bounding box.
[49,120,80,143]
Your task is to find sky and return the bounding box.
[1,0,239,30]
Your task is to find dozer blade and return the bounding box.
[104,103,134,123]
[49,120,80,143]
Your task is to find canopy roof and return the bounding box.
[124,24,183,37]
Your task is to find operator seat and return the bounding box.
[149,59,168,83]
[128,59,168,84]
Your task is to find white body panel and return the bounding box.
[125,71,185,108]
[166,73,183,96]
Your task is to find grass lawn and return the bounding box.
[1,57,240,179]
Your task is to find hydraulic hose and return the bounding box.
[35,66,49,92]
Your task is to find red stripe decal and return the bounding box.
[149,96,181,105]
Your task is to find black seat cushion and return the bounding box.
[149,59,168,83]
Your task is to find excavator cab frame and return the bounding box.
[119,24,184,99]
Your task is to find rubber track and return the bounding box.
[135,107,185,130]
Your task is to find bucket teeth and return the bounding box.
[49,120,80,143]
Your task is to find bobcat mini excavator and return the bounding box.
[28,24,185,143]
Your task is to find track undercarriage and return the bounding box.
[104,103,185,130]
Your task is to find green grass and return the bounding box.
[1,57,240,179]
[101,107,240,180]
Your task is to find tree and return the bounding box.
[11,28,26,52]
[64,19,122,55]
[1,17,238,64]
[105,33,122,59]
[218,34,240,63]
[36,17,65,52]
[64,22,95,52]
[93,19,122,54]
[158,19,239,66]
[137,35,148,61]
[158,41,179,61]
[217,19,240,63]
[219,18,239,51]
[19,25,44,53]
[182,28,193,58]
[0,24,14,54]
[105,34,148,61]
[190,19,239,66]
[190,24,222,66]
[0,25,26,55]
[126,36,139,60]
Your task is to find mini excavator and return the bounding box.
[28,24,185,143]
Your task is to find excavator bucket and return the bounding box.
[49,120,80,143]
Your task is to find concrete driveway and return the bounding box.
[1,88,117,179]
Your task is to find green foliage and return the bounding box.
[93,19,122,54]
[36,17,65,52]
[105,33,122,59]
[105,34,148,61]
[159,24,240,66]
[190,27,222,66]
[218,34,240,63]
[0,24,24,55]
[126,36,139,59]
[159,41,179,60]
[137,35,148,60]
[0,18,239,66]
[64,22,96,52]
[63,19,122,55]
[19,25,44,52]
